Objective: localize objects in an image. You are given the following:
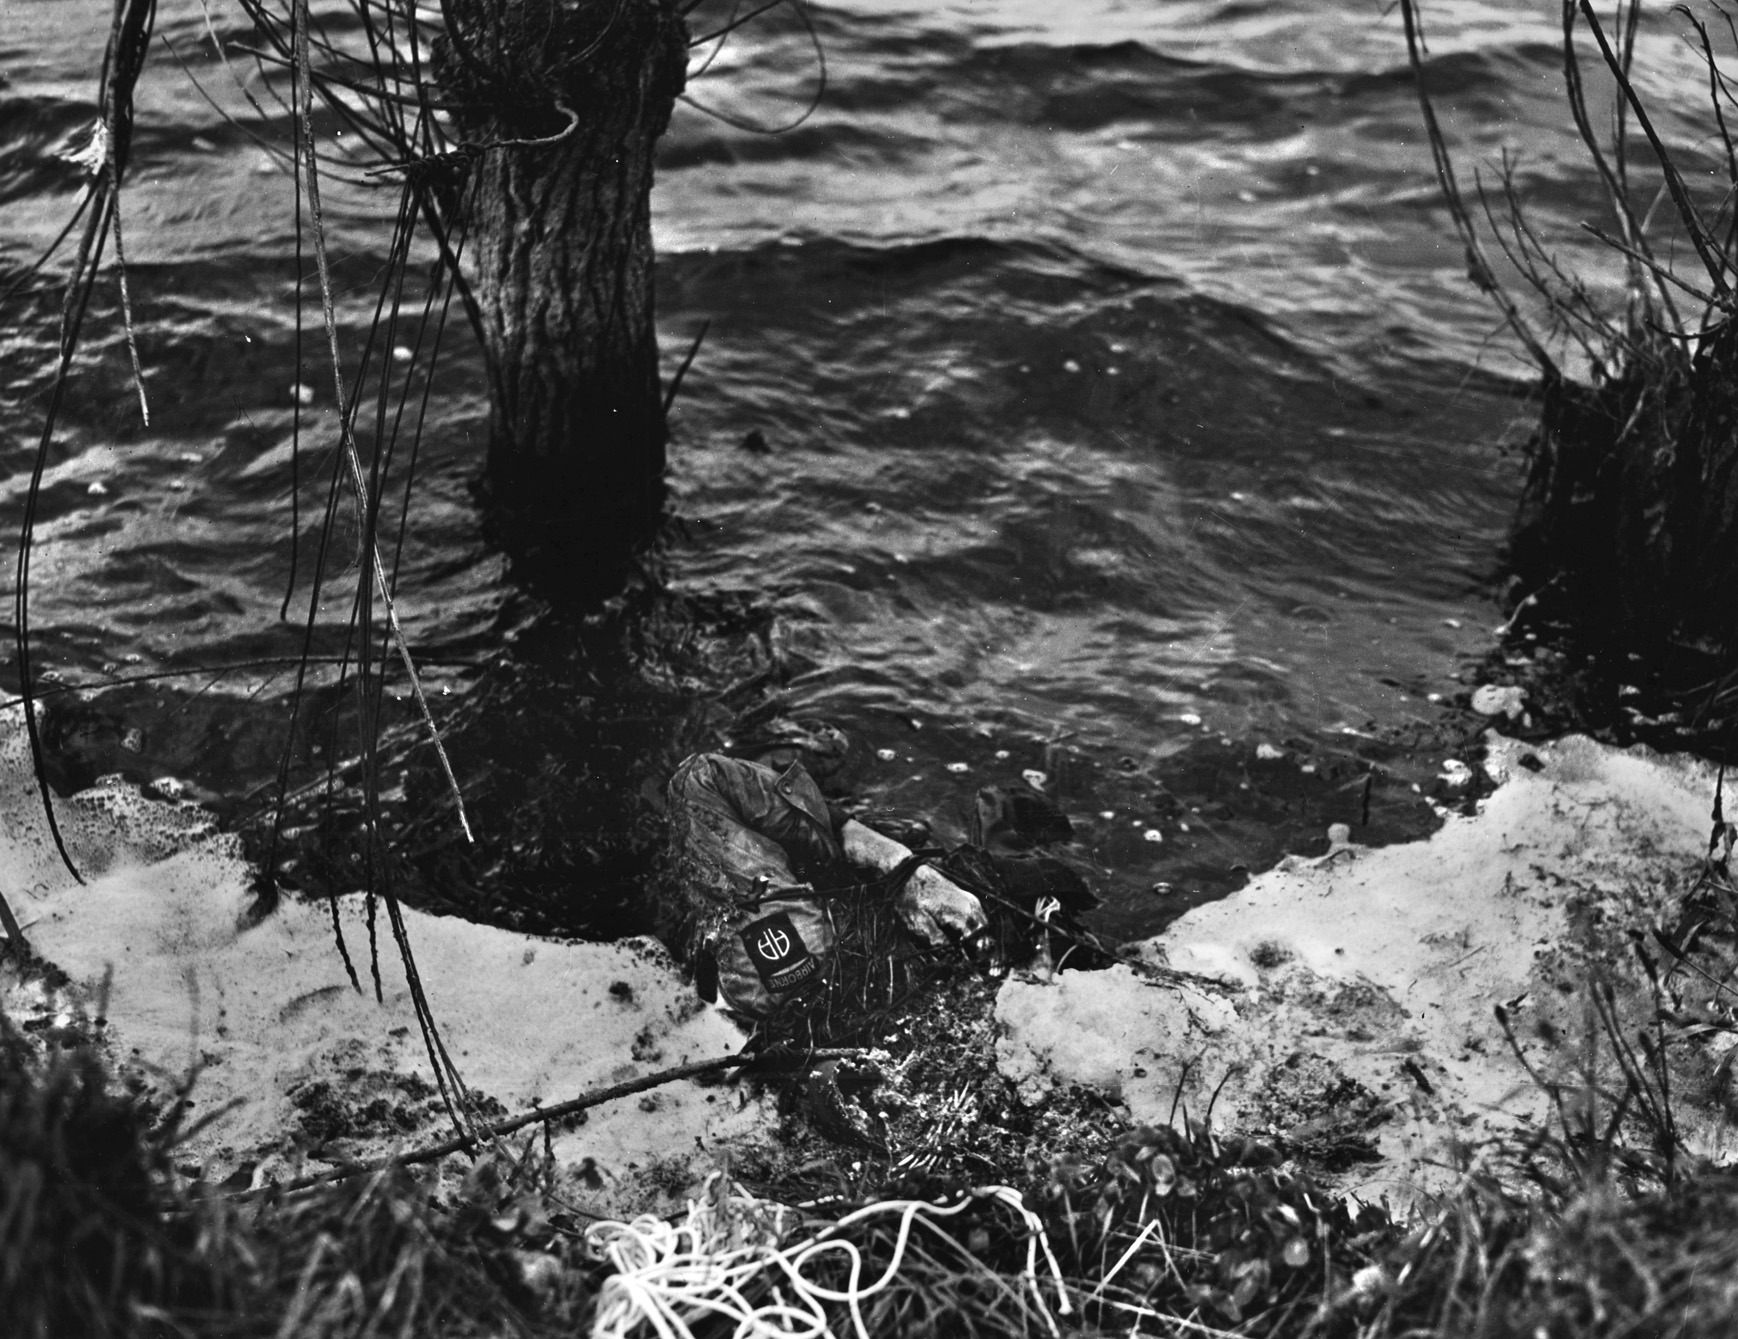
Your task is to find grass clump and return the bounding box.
[0,1009,592,1338]
[0,1014,242,1337]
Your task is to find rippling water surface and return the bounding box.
[2,0,1725,934]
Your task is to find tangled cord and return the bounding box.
[587,1174,1071,1339]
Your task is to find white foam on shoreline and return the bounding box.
[997,734,1736,1203]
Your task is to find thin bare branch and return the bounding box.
[1578,0,1732,302]
[226,1047,868,1200]
[1398,0,1558,376]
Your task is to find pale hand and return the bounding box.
[897,862,991,955]
[839,818,991,956]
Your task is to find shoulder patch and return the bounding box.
[738,909,820,992]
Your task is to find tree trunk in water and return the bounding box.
[438,0,686,587]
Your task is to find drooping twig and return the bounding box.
[1397,0,1558,377]
[1578,0,1732,303]
[1559,0,1678,328]
[291,0,477,1149]
[12,0,160,892]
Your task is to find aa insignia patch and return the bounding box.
[738,909,820,992]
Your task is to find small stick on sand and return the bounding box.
[224,1046,865,1200]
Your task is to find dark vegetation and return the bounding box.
[1402,0,1738,759]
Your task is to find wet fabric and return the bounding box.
[660,752,845,1017]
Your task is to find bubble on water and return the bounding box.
[291,383,315,405]
[1143,828,1163,843]
[946,762,969,773]
[876,749,897,762]
[994,750,1010,760]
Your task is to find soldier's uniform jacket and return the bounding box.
[660,752,846,1016]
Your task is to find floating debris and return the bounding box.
[876,748,897,762]
[994,749,1011,760]
[290,382,315,405]
[946,762,969,774]
[1470,684,1526,719]
[1256,742,1284,760]
[1142,828,1164,843]
[1021,769,1048,792]
[1312,822,1357,866]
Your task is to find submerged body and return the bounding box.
[659,752,989,1016]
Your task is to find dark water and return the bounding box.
[1,0,1723,937]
